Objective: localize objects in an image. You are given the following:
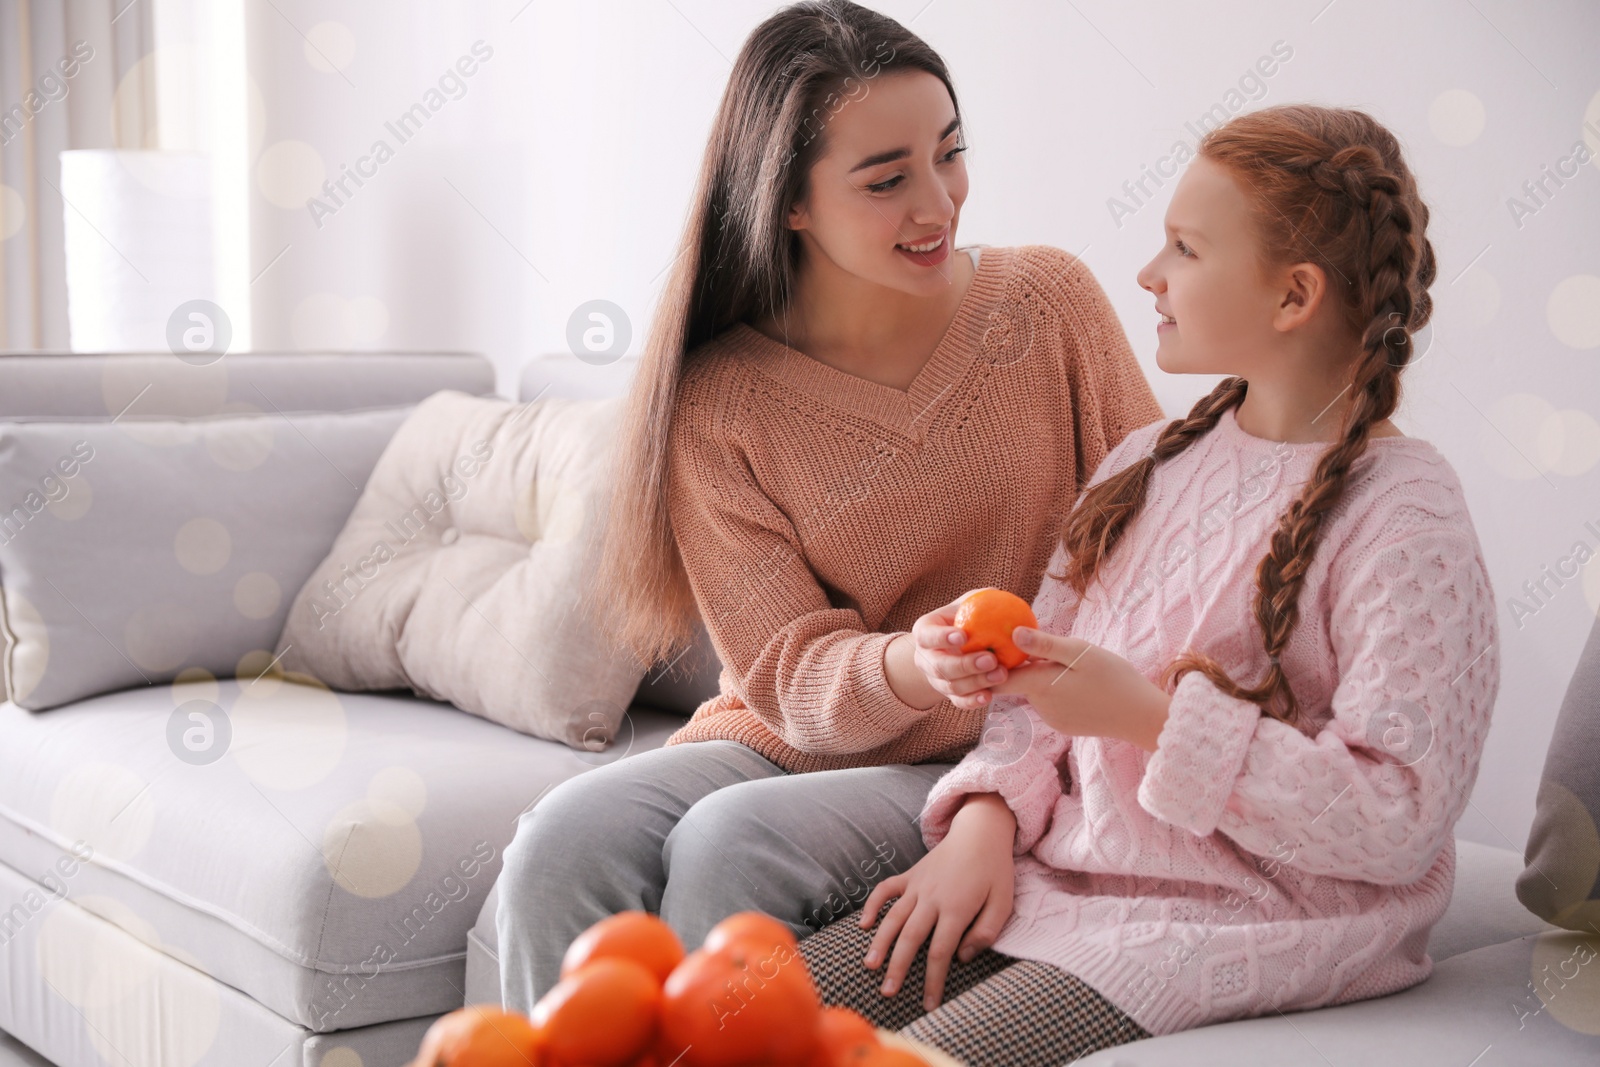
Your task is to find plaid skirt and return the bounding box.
[798,906,1149,1066]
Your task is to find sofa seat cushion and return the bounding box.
[1075,930,1600,1065]
[0,677,681,1032]
[0,854,441,1067]
[1429,838,1557,961]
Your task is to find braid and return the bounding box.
[1166,120,1435,726]
[1052,376,1248,594]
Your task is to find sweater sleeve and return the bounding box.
[919,696,1071,855]
[1137,527,1500,885]
[667,384,950,755]
[1043,249,1167,485]
[920,539,1084,854]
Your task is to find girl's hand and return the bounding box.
[993,627,1171,751]
[857,793,1016,1011]
[910,596,1010,711]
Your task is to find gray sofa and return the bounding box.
[0,350,1591,1066]
[0,350,719,1067]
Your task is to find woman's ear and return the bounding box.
[787,196,809,232]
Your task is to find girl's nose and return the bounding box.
[1137,258,1162,293]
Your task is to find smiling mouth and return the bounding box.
[1159,313,1175,324]
[896,234,945,253]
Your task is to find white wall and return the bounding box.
[224,0,1599,850]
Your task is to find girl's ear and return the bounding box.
[1274,262,1328,332]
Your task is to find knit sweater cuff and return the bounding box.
[1138,671,1260,836]
[849,630,944,742]
[921,752,1064,855]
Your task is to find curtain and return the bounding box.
[0,0,156,349]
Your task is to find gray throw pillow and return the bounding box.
[0,406,411,708]
[1517,614,1600,933]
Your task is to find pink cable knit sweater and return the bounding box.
[920,403,1500,1037]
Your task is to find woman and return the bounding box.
[495,0,1163,1009]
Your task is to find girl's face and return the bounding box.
[1136,156,1288,376]
[788,71,969,297]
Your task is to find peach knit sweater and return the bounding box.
[919,406,1501,1036]
[662,245,1165,773]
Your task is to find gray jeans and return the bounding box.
[495,739,952,1010]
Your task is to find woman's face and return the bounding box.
[1136,156,1286,376]
[788,71,969,297]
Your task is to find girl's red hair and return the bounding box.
[1055,105,1438,726]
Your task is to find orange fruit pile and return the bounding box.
[407,911,938,1066]
[952,587,1039,670]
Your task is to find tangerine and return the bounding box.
[855,1047,930,1066]
[534,957,661,1066]
[814,1006,880,1062]
[952,587,1038,669]
[411,1004,543,1067]
[561,910,685,986]
[661,942,820,1067]
[703,911,800,957]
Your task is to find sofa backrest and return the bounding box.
[0,348,723,717]
[0,350,496,703]
[0,350,494,419]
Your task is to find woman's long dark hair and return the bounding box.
[595,1,960,666]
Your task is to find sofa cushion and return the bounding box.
[1519,614,1600,933]
[1074,931,1600,1065]
[1431,839,1557,961]
[0,855,304,1067]
[514,354,727,714]
[276,391,647,751]
[517,351,639,404]
[0,854,439,1067]
[0,678,683,1032]
[0,406,410,709]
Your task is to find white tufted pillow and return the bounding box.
[276,390,645,751]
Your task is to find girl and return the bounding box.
[495,0,1163,1007]
[800,104,1499,1066]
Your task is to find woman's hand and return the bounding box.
[993,627,1171,751]
[908,596,1010,711]
[857,793,1016,1011]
